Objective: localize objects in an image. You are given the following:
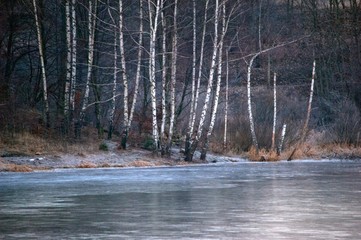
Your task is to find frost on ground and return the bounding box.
[0,142,246,172]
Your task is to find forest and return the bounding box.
[0,0,360,162]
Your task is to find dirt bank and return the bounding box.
[0,143,245,172]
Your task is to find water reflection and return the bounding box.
[1,161,361,239]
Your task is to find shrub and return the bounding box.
[99,142,108,151]
[142,137,155,151]
[327,99,361,146]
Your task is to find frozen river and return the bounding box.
[1,160,361,239]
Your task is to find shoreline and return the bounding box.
[1,146,360,173]
[0,147,244,172]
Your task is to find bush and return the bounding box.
[327,99,361,146]
[99,142,108,151]
[142,137,155,151]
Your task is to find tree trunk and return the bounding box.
[119,0,129,147]
[148,0,161,151]
[166,0,178,155]
[188,0,219,161]
[200,0,224,160]
[77,0,96,138]
[160,1,167,154]
[186,0,197,138]
[277,123,287,155]
[70,0,77,123]
[32,0,50,128]
[288,60,316,161]
[301,60,316,143]
[126,0,144,148]
[247,53,260,153]
[224,50,229,150]
[108,29,117,140]
[64,0,71,131]
[271,72,277,150]
[185,0,209,161]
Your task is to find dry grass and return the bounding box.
[77,161,97,168]
[0,131,101,156]
[127,160,155,167]
[0,163,34,172]
[248,147,280,161]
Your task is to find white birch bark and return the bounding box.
[190,0,209,136]
[64,0,71,118]
[160,1,167,146]
[167,0,178,151]
[271,72,277,150]
[70,0,77,113]
[108,29,117,140]
[119,0,129,141]
[79,0,96,130]
[224,50,229,150]
[247,53,260,152]
[278,123,287,155]
[287,61,316,160]
[148,0,161,150]
[32,0,49,127]
[196,0,219,140]
[187,0,197,138]
[128,0,143,132]
[301,60,316,143]
[200,0,225,160]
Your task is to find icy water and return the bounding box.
[1,160,361,239]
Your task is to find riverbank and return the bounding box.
[0,139,245,172]
[1,132,361,172]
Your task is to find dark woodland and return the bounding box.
[1,0,361,161]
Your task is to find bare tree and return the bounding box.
[32,0,49,127]
[301,60,316,143]
[278,123,287,156]
[148,0,162,151]
[288,60,316,161]
[118,0,129,144]
[160,0,167,153]
[64,0,71,124]
[125,0,144,148]
[166,0,178,154]
[223,50,229,150]
[186,0,220,161]
[200,0,227,160]
[77,0,97,138]
[271,72,277,150]
[185,0,209,160]
[108,6,117,140]
[70,0,77,117]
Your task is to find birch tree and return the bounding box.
[271,72,277,150]
[64,0,77,134]
[301,60,316,143]
[64,0,71,127]
[223,50,229,150]
[247,0,263,153]
[160,0,167,153]
[108,9,117,140]
[76,0,97,138]
[118,0,130,145]
[278,123,287,156]
[165,0,178,154]
[124,0,144,148]
[70,0,77,116]
[148,0,162,151]
[288,60,316,161]
[185,0,209,159]
[32,0,50,127]
[200,0,226,160]
[186,0,220,161]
